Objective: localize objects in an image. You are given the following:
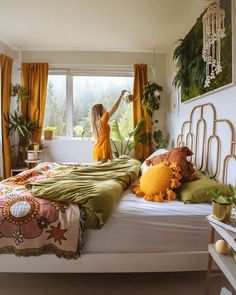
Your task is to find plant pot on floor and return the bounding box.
[44,131,53,140]
[212,200,232,222]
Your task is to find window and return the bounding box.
[44,73,134,138]
[44,75,67,136]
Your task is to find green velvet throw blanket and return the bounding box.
[26,156,140,229]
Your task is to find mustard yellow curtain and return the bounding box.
[21,63,49,143]
[133,64,152,161]
[0,54,13,178]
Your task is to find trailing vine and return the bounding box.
[142,82,169,150]
[142,82,163,115]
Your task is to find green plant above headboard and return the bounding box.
[173,0,232,102]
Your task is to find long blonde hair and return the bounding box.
[91,104,104,139]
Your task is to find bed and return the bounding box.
[0,102,235,273]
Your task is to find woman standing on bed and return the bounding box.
[91,89,126,163]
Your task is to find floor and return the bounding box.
[0,272,234,295]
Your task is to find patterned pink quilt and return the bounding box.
[0,163,84,259]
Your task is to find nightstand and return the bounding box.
[206,215,236,294]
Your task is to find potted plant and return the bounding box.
[110,118,147,158]
[43,127,56,140]
[208,184,236,222]
[5,111,40,166]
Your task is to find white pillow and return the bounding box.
[141,148,168,173]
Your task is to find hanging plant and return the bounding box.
[142,82,163,115]
[11,84,30,114]
[11,84,29,101]
[153,129,169,150]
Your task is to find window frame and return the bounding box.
[47,65,134,139]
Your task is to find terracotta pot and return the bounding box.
[212,200,232,222]
[44,130,53,140]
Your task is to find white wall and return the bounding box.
[0,41,15,58]
[166,1,236,183]
[42,138,95,163]
[22,50,167,162]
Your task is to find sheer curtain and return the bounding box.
[0,65,3,178]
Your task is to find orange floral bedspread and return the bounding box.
[0,163,84,259]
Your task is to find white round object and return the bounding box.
[215,240,230,254]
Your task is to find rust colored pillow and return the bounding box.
[146,147,195,182]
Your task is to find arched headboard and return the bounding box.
[176,103,236,185]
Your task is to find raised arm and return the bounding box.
[109,90,126,118]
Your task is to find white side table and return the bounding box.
[25,150,43,168]
[206,215,236,294]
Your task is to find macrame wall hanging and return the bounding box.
[202,0,226,88]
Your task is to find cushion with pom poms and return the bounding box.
[132,161,182,202]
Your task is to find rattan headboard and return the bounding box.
[176,103,236,185]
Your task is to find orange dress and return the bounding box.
[93,112,113,161]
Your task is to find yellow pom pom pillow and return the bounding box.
[132,161,182,202]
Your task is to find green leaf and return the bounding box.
[110,120,124,141]
[215,195,232,205]
[127,134,147,152]
[128,117,145,137]
[127,140,139,151]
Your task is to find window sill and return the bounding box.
[43,137,95,142]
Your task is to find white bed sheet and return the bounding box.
[83,187,212,253]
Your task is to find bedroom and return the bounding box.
[0,0,236,294]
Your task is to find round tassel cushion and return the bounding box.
[140,164,174,196]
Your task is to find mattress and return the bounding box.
[83,187,212,253]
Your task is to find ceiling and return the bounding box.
[0,0,206,52]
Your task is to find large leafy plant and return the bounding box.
[172,5,232,102]
[6,111,40,147]
[208,184,236,206]
[173,16,206,101]
[5,84,40,166]
[110,118,147,158]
